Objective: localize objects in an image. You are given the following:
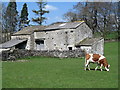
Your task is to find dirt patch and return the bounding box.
[2,60,30,62]
[16,60,30,62]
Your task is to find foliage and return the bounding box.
[2,1,18,42]
[19,3,30,30]
[63,10,78,22]
[2,42,118,88]
[1,3,11,43]
[63,2,119,38]
[32,0,49,25]
[5,2,18,33]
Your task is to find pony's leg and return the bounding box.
[84,60,89,71]
[95,66,98,71]
[100,64,103,71]
[88,64,90,70]
[105,67,109,71]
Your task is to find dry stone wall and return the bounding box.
[1,49,85,61]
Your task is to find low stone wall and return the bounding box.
[1,49,85,61]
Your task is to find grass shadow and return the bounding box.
[86,68,106,71]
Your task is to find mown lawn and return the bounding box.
[2,42,118,88]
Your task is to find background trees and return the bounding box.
[63,2,119,39]
[63,10,78,22]
[1,0,50,43]
[1,3,12,43]
[5,1,18,40]
[0,2,2,44]
[1,1,119,44]
[32,0,49,25]
[19,3,29,30]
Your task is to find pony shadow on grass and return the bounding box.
[85,68,106,71]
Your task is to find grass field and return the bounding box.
[104,32,118,40]
[0,61,2,89]
[94,31,118,40]
[2,42,118,88]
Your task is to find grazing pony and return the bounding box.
[85,54,110,71]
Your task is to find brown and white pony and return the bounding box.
[85,54,110,71]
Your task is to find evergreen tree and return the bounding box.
[5,1,18,39]
[1,3,9,43]
[19,3,29,30]
[32,0,49,25]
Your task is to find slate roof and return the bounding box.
[13,25,46,35]
[12,21,84,35]
[45,21,84,30]
[75,37,103,46]
[0,39,27,49]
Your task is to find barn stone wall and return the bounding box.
[80,38,104,55]
[75,23,93,43]
[29,33,35,50]
[11,35,31,50]
[1,49,85,61]
[34,23,93,51]
[92,38,104,55]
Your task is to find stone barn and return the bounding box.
[75,37,104,55]
[0,21,104,55]
[34,21,93,51]
[0,26,46,50]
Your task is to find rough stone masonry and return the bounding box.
[1,49,85,61]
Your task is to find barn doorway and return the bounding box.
[35,39,44,50]
[15,41,27,49]
[68,47,72,50]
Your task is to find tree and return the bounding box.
[1,3,10,43]
[5,0,18,40]
[63,10,78,22]
[19,3,29,30]
[73,2,100,34]
[32,0,49,25]
[0,2,2,44]
[75,2,89,23]
[64,2,118,38]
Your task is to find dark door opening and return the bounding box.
[35,40,44,50]
[68,47,72,50]
[15,41,27,49]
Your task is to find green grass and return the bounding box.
[105,31,118,40]
[94,31,118,40]
[2,42,118,88]
[0,61,2,89]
